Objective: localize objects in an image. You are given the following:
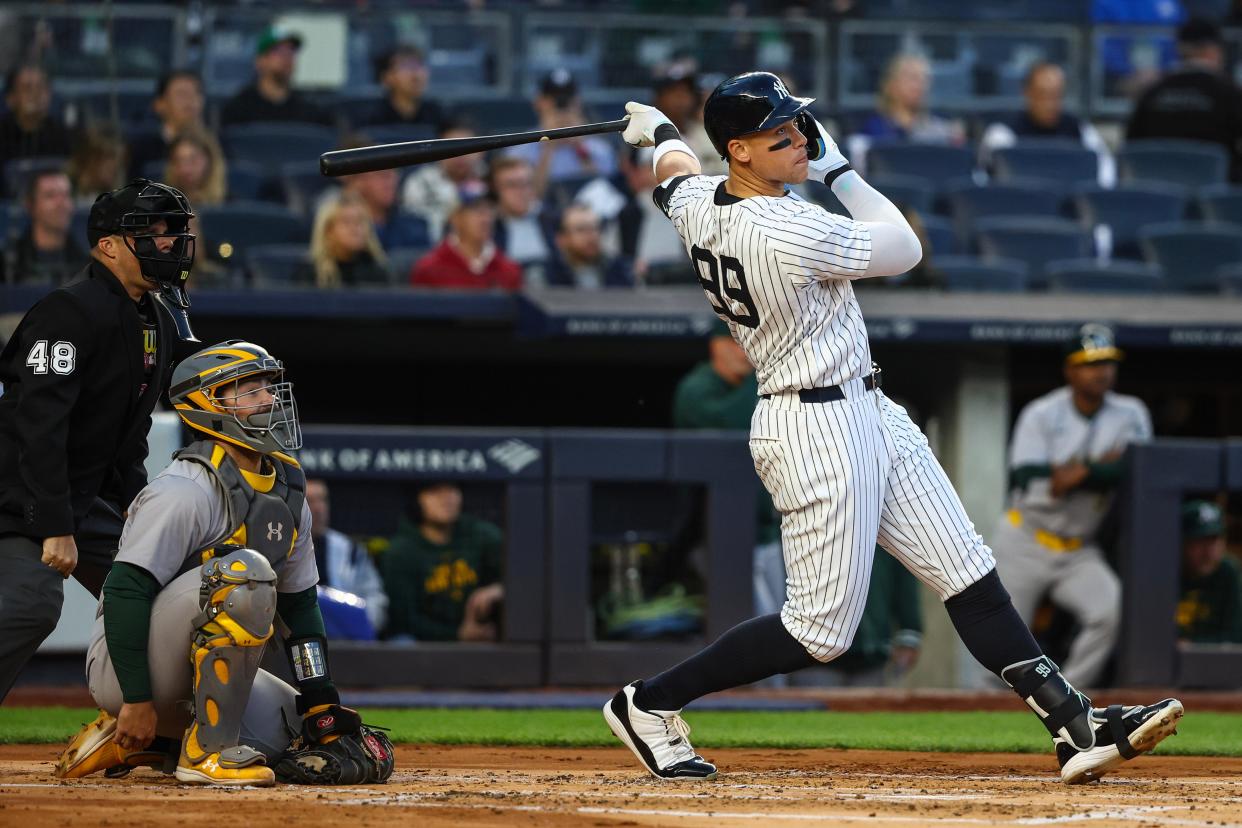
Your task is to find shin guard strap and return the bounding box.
[1106,705,1138,759]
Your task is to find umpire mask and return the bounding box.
[89,179,196,296]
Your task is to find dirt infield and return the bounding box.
[3,744,1240,827]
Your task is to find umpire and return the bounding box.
[0,179,198,703]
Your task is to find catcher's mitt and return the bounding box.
[274,705,395,785]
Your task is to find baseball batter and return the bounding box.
[603,71,1181,785]
[53,341,392,786]
[993,324,1152,687]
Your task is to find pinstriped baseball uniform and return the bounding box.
[656,173,996,661]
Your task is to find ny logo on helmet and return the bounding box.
[770,77,790,97]
[267,522,283,541]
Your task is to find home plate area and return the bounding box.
[3,745,1241,827]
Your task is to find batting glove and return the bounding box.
[799,114,850,184]
[623,102,675,148]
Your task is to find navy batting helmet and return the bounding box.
[703,71,815,160]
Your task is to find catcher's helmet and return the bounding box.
[170,341,302,456]
[703,71,815,160]
[88,178,195,297]
[1064,322,1124,365]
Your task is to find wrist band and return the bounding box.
[822,162,854,188]
[653,138,694,172]
[653,122,681,145]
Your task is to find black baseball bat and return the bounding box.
[319,118,630,177]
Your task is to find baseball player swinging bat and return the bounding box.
[319,118,630,176]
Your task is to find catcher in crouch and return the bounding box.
[54,340,392,786]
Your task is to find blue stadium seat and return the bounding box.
[1139,221,1242,292]
[1198,184,1242,224]
[462,99,538,134]
[222,123,339,169]
[1218,262,1242,295]
[869,174,934,214]
[920,214,956,257]
[975,216,1092,289]
[1118,140,1229,189]
[1046,258,1164,293]
[360,124,439,146]
[866,143,976,190]
[227,160,273,203]
[3,156,68,199]
[71,206,91,248]
[945,179,1064,247]
[336,93,385,129]
[247,244,313,288]
[932,255,1029,292]
[993,145,1099,190]
[281,161,339,217]
[1073,182,1189,260]
[197,202,310,265]
[385,246,430,285]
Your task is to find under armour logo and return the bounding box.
[267,522,284,541]
[1035,663,1051,678]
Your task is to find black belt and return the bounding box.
[761,371,879,403]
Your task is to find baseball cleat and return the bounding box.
[603,681,717,780]
[175,725,275,787]
[1058,698,1183,784]
[54,709,173,779]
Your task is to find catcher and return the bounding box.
[54,340,393,786]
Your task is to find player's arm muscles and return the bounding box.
[829,170,922,278]
[653,123,702,181]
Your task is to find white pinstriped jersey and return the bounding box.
[655,174,874,395]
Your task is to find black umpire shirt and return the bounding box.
[0,259,177,540]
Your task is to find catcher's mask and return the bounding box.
[170,341,302,457]
[88,178,196,297]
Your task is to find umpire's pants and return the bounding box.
[0,500,124,704]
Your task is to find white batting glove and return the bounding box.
[803,116,850,184]
[623,101,674,148]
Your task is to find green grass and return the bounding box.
[3,707,1235,756]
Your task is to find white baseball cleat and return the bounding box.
[1058,698,1184,784]
[603,681,718,780]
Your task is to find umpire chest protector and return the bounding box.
[176,440,305,569]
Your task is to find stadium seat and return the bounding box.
[247,244,313,288]
[3,156,68,199]
[1073,183,1189,260]
[932,255,1029,291]
[1118,139,1229,189]
[945,179,1064,246]
[1139,221,1242,292]
[869,174,934,214]
[1198,184,1242,224]
[336,93,385,130]
[385,246,429,285]
[975,216,1092,289]
[866,143,976,190]
[197,202,310,265]
[1218,262,1242,295]
[920,214,956,258]
[464,99,538,134]
[993,145,1099,190]
[222,123,339,169]
[360,124,439,146]
[282,161,339,216]
[1046,258,1164,293]
[227,160,273,203]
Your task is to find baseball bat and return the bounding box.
[319,118,630,177]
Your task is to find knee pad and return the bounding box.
[188,549,277,757]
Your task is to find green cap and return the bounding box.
[1182,500,1224,539]
[709,318,732,339]
[257,25,303,56]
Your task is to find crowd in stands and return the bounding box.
[4,17,1242,294]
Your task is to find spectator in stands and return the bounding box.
[220,25,332,127]
[489,155,552,280]
[614,146,687,283]
[366,45,449,133]
[307,478,388,636]
[0,65,70,184]
[545,203,633,288]
[325,136,430,252]
[507,69,617,196]
[0,167,87,285]
[128,70,209,180]
[401,122,485,241]
[1126,19,1242,182]
[991,323,1151,687]
[1177,499,1242,644]
[855,53,963,146]
[410,184,522,290]
[163,127,227,207]
[379,481,504,642]
[68,125,127,206]
[979,63,1116,187]
[295,192,390,288]
[652,64,725,176]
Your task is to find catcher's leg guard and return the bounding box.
[1002,655,1094,751]
[176,549,278,787]
[55,709,177,779]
